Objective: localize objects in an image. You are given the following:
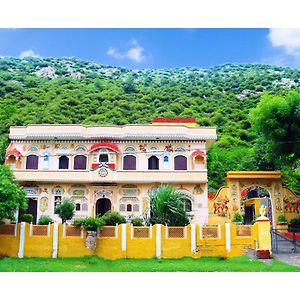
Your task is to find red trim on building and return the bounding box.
[6,148,22,157]
[191,150,207,157]
[152,117,196,123]
[88,142,120,153]
[91,163,116,169]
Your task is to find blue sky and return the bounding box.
[0,28,300,69]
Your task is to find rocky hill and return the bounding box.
[0,56,299,189]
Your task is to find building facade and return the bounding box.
[5,118,217,224]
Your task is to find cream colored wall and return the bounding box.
[9,141,207,172]
[22,182,209,224]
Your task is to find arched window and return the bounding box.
[82,203,88,211]
[174,155,187,170]
[99,154,109,163]
[194,155,205,170]
[76,203,81,211]
[163,156,169,162]
[43,152,50,170]
[133,204,139,212]
[59,155,69,169]
[184,199,192,212]
[127,204,132,212]
[148,155,159,170]
[26,155,39,170]
[74,155,87,170]
[123,155,136,170]
[119,204,125,211]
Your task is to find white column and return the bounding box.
[156,224,161,259]
[191,224,196,254]
[18,222,26,258]
[81,225,84,238]
[218,224,221,240]
[225,223,231,253]
[199,225,203,239]
[52,223,59,258]
[121,224,127,252]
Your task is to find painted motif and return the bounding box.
[213,196,230,215]
[193,184,204,194]
[39,197,49,212]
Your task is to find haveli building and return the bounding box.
[5,117,217,224]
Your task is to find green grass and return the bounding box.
[0,256,299,272]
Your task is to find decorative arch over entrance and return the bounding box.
[95,198,111,216]
[209,171,289,225]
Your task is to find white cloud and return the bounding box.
[269,29,300,56]
[107,40,146,63]
[19,49,40,59]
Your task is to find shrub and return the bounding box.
[278,214,287,224]
[55,198,75,223]
[131,217,144,226]
[149,185,190,226]
[21,214,33,223]
[72,218,85,227]
[232,212,244,224]
[38,215,53,225]
[102,211,126,225]
[290,217,300,229]
[82,217,105,231]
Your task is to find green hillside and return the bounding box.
[0,56,300,191]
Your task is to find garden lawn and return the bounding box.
[0,256,299,272]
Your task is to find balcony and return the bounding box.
[12,168,208,184]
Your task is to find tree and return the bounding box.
[149,185,190,226]
[250,91,300,160]
[55,198,75,223]
[250,90,300,194]
[0,165,27,221]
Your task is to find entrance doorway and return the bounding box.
[244,205,255,224]
[18,198,38,224]
[95,198,111,216]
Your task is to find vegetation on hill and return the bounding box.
[0,56,300,192]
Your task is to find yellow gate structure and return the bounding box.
[208,171,300,227]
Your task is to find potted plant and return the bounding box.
[82,217,105,255]
[232,212,244,225]
[256,249,271,259]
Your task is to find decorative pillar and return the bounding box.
[225,222,231,253]
[121,223,127,252]
[52,223,59,258]
[156,224,161,259]
[191,224,196,254]
[18,222,26,258]
[255,217,271,252]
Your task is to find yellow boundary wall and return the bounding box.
[0,222,268,259]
